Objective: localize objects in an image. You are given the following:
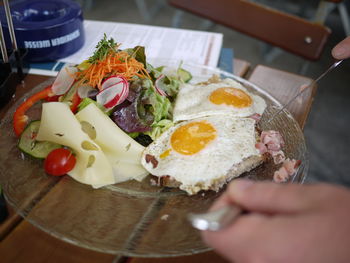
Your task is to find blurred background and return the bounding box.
[79,0,350,186]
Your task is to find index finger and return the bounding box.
[332,36,350,59]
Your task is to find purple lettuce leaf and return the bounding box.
[111,80,154,133]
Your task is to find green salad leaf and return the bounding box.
[145,119,174,140]
[140,79,172,123]
[78,98,112,115]
[125,46,147,67]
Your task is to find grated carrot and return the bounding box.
[75,50,150,90]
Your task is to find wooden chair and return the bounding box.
[169,0,331,62]
[313,0,350,36]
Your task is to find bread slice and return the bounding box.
[158,153,267,194]
[141,116,266,195]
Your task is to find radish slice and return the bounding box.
[118,87,129,103]
[96,79,129,109]
[77,84,96,98]
[51,65,78,95]
[101,75,126,90]
[155,74,167,96]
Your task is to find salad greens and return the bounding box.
[111,78,173,141]
[12,35,194,184]
[78,98,111,115]
[15,35,192,155]
[125,46,147,67]
[75,36,192,144]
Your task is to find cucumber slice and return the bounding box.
[177,68,192,83]
[18,121,61,159]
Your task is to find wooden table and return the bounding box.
[0,59,315,263]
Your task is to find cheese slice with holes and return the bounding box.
[112,161,148,183]
[36,102,115,188]
[75,103,148,182]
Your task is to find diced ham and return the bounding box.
[284,159,297,174]
[261,130,285,150]
[258,130,302,183]
[255,142,267,154]
[283,158,301,175]
[266,142,282,152]
[273,158,302,183]
[256,130,286,164]
[271,150,286,164]
[273,166,289,183]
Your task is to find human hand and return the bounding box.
[332,36,350,59]
[201,180,350,263]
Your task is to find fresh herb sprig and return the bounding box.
[88,34,119,63]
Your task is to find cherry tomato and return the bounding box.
[44,148,76,176]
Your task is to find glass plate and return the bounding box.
[0,63,308,257]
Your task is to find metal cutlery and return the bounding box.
[187,187,280,232]
[188,151,305,231]
[0,0,25,108]
[267,59,343,123]
[0,19,9,64]
[188,205,244,231]
[2,0,24,78]
[3,0,18,52]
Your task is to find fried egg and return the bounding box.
[173,78,266,122]
[141,116,262,194]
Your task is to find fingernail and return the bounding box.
[333,46,346,58]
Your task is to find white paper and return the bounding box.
[60,20,223,68]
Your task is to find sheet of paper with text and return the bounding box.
[60,20,223,68]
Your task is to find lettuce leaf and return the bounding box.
[145,119,174,140]
[125,46,147,67]
[78,98,111,115]
[111,78,172,134]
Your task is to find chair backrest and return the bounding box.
[169,0,331,61]
[326,0,344,3]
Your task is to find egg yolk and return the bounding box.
[160,149,172,159]
[171,121,217,155]
[209,87,252,108]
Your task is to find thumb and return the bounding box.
[332,36,350,59]
[226,179,312,214]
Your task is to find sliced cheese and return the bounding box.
[36,102,115,188]
[75,103,145,163]
[75,103,148,182]
[112,161,149,183]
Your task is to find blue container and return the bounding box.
[0,0,85,62]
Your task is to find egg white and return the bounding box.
[141,116,260,194]
[173,78,266,122]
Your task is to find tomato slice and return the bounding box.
[13,85,54,137]
[44,148,76,176]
